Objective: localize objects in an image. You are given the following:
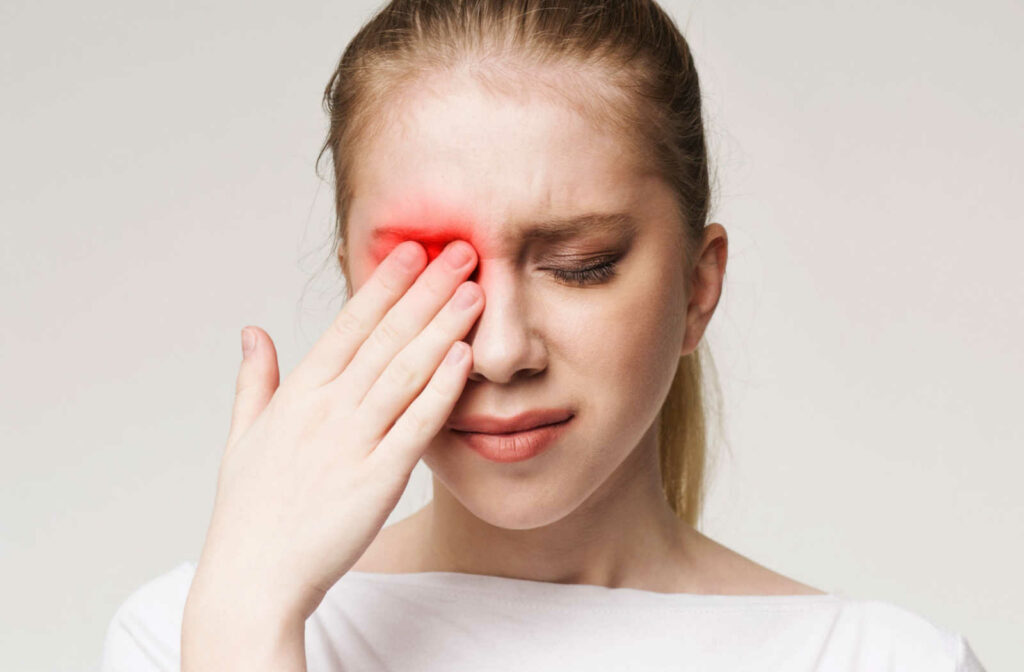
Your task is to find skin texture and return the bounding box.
[341,70,819,595]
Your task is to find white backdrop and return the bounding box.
[1,1,1019,670]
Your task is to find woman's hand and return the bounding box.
[186,239,482,625]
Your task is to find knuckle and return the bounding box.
[384,353,419,391]
[400,403,433,438]
[306,388,333,422]
[376,265,410,294]
[331,307,369,341]
[282,391,331,446]
[370,316,404,350]
[234,376,252,398]
[232,383,256,407]
[426,312,462,350]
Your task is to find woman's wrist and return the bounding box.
[188,548,326,620]
[182,578,309,672]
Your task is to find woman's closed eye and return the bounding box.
[546,255,621,286]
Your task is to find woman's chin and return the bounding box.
[425,456,582,530]
[460,498,578,531]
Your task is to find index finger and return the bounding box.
[286,240,427,391]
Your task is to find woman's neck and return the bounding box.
[418,430,702,592]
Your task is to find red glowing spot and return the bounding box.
[367,204,486,278]
[375,227,475,265]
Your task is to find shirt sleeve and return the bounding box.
[99,562,195,672]
[954,634,987,672]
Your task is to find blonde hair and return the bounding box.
[315,0,724,528]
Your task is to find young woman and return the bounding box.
[101,1,985,670]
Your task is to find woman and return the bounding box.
[101,1,986,670]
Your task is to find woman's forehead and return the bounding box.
[344,72,668,262]
[350,75,648,203]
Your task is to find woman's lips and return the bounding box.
[446,408,574,434]
[451,416,573,463]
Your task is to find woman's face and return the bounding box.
[344,72,692,530]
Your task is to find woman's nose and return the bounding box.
[463,263,546,384]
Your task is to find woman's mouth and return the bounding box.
[450,415,573,463]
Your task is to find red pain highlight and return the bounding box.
[369,212,485,279]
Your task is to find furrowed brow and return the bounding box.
[368,212,639,251]
[507,213,639,247]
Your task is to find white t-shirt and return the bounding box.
[100,561,986,671]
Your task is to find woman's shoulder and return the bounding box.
[823,596,986,672]
[100,561,197,672]
[699,536,984,669]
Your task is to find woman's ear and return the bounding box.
[338,247,354,301]
[680,223,728,357]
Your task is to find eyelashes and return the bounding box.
[547,255,621,286]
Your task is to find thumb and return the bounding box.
[226,326,280,451]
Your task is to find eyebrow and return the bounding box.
[371,212,639,249]
[504,212,639,246]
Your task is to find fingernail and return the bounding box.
[445,241,472,269]
[241,328,256,359]
[445,341,467,365]
[396,242,421,269]
[455,283,479,309]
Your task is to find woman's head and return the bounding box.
[316,0,725,529]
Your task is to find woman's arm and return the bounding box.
[181,577,308,672]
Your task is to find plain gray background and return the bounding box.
[2,1,1020,670]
